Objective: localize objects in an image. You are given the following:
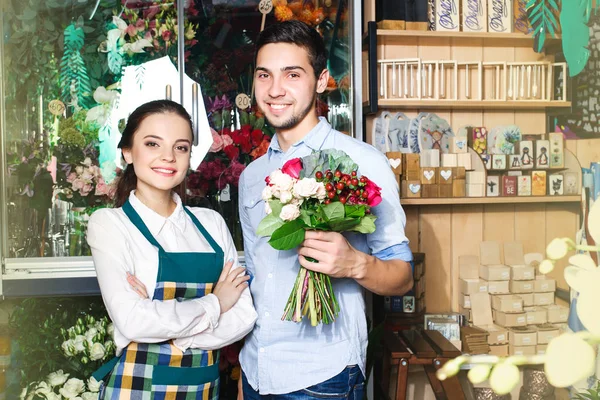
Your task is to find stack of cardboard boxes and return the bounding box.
[458,241,569,356]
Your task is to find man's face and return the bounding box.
[254,43,328,132]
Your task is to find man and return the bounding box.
[238,20,413,399]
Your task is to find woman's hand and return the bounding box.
[213,260,250,314]
[127,272,149,299]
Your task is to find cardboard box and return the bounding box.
[534,279,556,293]
[518,140,534,169]
[480,241,502,265]
[534,292,554,306]
[487,175,500,197]
[485,279,510,294]
[532,170,547,196]
[459,255,480,279]
[401,180,422,198]
[511,265,535,280]
[421,167,438,185]
[536,323,560,344]
[462,0,488,32]
[504,242,525,265]
[470,292,494,328]
[535,140,550,169]
[546,305,569,323]
[549,173,564,196]
[492,154,507,170]
[451,137,468,153]
[452,179,466,197]
[477,324,509,344]
[494,310,527,327]
[549,132,564,168]
[509,327,537,346]
[502,175,518,196]
[459,293,471,309]
[460,279,488,294]
[480,265,510,281]
[459,305,473,323]
[524,307,547,325]
[510,280,534,294]
[489,344,509,356]
[520,293,534,307]
[509,154,522,169]
[517,176,532,196]
[536,344,548,355]
[492,295,524,313]
[510,345,536,356]
[441,154,458,168]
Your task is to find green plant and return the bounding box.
[60,23,93,110]
[560,0,591,77]
[574,380,600,400]
[526,0,560,53]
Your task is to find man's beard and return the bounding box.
[262,89,317,130]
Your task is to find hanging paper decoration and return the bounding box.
[59,23,93,110]
[526,0,560,53]
[560,0,591,77]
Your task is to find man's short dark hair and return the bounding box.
[255,20,328,79]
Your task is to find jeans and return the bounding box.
[242,365,365,399]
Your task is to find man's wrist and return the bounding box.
[351,250,371,281]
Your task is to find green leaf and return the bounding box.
[299,209,312,226]
[269,200,283,217]
[322,202,344,221]
[348,215,377,234]
[328,217,361,231]
[43,20,55,31]
[256,213,285,237]
[561,0,591,77]
[527,0,560,53]
[344,205,366,218]
[268,219,306,250]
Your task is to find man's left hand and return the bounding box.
[297,231,367,280]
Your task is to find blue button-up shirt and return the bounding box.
[238,118,412,394]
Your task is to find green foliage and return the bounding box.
[560,0,591,77]
[301,149,359,179]
[60,23,93,110]
[574,380,600,400]
[8,297,107,386]
[526,0,561,53]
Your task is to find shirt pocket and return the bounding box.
[242,195,265,234]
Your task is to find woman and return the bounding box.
[87,99,257,398]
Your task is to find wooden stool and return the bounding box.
[378,329,465,400]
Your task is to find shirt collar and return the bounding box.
[267,117,332,160]
[128,190,187,236]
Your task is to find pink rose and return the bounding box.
[281,158,302,179]
[66,172,77,183]
[80,183,94,196]
[222,134,233,148]
[72,179,85,191]
[209,129,224,152]
[364,177,382,207]
[95,179,108,196]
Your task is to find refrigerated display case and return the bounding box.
[0,0,360,296]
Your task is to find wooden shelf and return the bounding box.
[377,100,571,110]
[400,195,581,205]
[376,30,561,47]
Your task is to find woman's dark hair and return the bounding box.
[255,20,328,79]
[113,100,193,207]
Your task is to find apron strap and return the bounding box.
[184,207,224,256]
[122,199,164,251]
[92,355,120,382]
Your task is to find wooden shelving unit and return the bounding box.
[400,195,581,206]
[377,100,571,110]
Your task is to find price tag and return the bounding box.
[48,100,66,116]
[258,0,273,14]
[235,93,251,110]
[220,184,231,202]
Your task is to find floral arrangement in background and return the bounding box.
[436,199,600,395]
[61,315,115,367]
[20,370,101,400]
[272,0,326,26]
[61,157,117,208]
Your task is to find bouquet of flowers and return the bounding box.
[256,149,382,325]
[20,370,101,400]
[60,157,117,207]
[60,315,115,366]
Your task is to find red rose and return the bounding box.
[281,158,303,179]
[223,145,240,161]
[251,129,264,147]
[227,161,246,187]
[364,177,382,207]
[239,135,253,154]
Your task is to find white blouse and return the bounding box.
[87,191,257,355]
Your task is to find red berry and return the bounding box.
[325,169,331,174]
[326,172,333,180]
[365,208,371,214]
[339,196,347,204]
[328,191,336,199]
[324,199,331,205]
[315,171,323,179]
[334,170,342,178]
[351,171,357,176]
[362,191,369,198]
[359,176,367,184]
[355,190,361,196]
[351,178,359,186]
[325,183,334,191]
[336,182,345,190]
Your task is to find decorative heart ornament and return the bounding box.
[409,184,421,194]
[424,170,435,181]
[389,158,401,169]
[441,170,452,180]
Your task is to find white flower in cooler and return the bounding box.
[61,339,76,357]
[47,370,69,387]
[85,327,98,343]
[87,377,101,393]
[73,335,86,353]
[89,342,106,361]
[59,378,85,399]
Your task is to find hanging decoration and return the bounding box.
[560,0,591,77]
[59,23,93,110]
[526,0,560,53]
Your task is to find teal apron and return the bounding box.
[93,199,224,399]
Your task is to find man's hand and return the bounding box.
[297,230,368,280]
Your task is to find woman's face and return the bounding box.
[122,112,192,194]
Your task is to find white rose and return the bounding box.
[62,340,75,357]
[280,204,300,222]
[107,323,114,337]
[59,378,85,398]
[34,381,52,395]
[261,185,274,201]
[315,182,327,200]
[82,157,92,167]
[87,377,101,393]
[293,178,319,198]
[73,335,86,353]
[85,328,98,342]
[269,170,294,192]
[45,393,61,400]
[47,370,69,387]
[75,166,84,175]
[81,393,98,400]
[20,388,27,400]
[279,190,293,204]
[264,201,272,215]
[89,343,106,361]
